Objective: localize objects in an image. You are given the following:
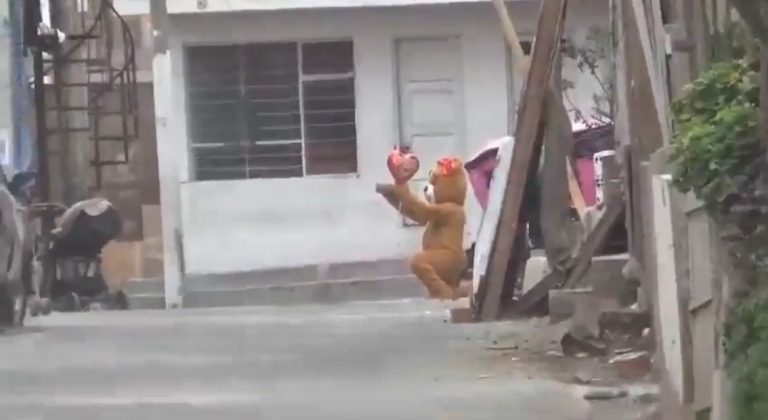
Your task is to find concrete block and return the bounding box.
[549,288,592,324]
[449,307,475,324]
[583,254,628,291]
[571,292,620,339]
[550,288,621,338]
[582,253,638,306]
[522,253,550,295]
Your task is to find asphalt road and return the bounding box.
[0,300,655,420]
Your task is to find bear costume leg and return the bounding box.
[410,250,467,300]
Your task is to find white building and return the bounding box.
[146,0,610,307]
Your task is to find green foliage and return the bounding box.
[670,58,768,420]
[725,292,768,420]
[669,60,762,210]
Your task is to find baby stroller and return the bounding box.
[27,198,129,315]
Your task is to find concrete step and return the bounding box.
[183,258,411,291]
[124,277,165,295]
[127,294,166,310]
[122,259,421,309]
[183,274,426,309]
[123,277,166,310]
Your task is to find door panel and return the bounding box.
[396,38,464,226]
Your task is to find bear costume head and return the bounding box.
[424,157,467,206]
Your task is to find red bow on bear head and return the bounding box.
[434,157,462,177]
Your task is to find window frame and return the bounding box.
[183,38,359,182]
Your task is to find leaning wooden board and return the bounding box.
[475,0,569,322]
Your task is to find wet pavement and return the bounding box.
[0,299,656,420]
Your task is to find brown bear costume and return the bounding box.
[378,157,468,300]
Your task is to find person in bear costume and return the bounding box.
[377,156,468,300]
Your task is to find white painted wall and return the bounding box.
[155,2,610,277]
[113,0,150,16]
[166,0,517,14]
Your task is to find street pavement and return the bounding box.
[0,299,655,420]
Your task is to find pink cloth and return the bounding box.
[464,137,513,211]
[468,158,497,210]
[575,157,597,206]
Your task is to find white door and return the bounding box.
[396,38,464,226]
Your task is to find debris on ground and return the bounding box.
[583,387,629,401]
[598,309,652,339]
[486,344,519,351]
[561,331,608,357]
[632,391,660,405]
[573,370,597,384]
[449,307,475,324]
[609,351,653,380]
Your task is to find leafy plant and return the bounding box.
[670,58,768,420]
[725,292,768,420]
[669,59,762,210]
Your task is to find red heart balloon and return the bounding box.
[387,150,420,183]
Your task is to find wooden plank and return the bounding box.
[567,160,587,219]
[562,200,624,289]
[491,0,529,77]
[540,56,579,268]
[494,0,582,243]
[477,0,568,322]
[630,0,671,142]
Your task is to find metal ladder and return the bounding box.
[42,0,138,192]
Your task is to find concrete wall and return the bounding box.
[165,0,519,14]
[153,2,610,280]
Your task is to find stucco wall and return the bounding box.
[165,0,518,14]
[156,2,609,277]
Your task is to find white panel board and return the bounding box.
[652,174,685,403]
[471,136,514,297]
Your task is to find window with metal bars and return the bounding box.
[185,40,357,181]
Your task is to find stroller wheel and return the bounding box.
[28,297,51,317]
[40,298,52,315]
[29,297,40,317]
